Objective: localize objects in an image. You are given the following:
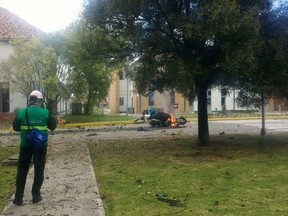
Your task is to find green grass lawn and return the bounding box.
[0,146,18,212]
[64,113,134,123]
[89,134,288,216]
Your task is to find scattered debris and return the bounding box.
[137,126,150,131]
[2,154,19,166]
[50,131,56,135]
[86,133,98,137]
[76,126,85,130]
[135,179,144,184]
[156,193,183,207]
[57,117,67,128]
[156,193,168,198]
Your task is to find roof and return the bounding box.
[0,7,43,41]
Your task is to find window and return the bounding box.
[119,97,124,106]
[221,97,226,106]
[0,82,9,112]
[207,90,211,106]
[189,99,193,106]
[221,89,226,106]
[148,93,154,106]
[119,71,124,80]
[189,95,194,106]
[170,90,175,105]
[207,90,211,97]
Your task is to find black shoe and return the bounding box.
[32,195,42,204]
[13,198,23,206]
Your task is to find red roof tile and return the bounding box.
[0,7,43,41]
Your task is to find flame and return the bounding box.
[168,113,177,128]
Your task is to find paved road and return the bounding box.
[1,119,288,147]
[215,119,288,133]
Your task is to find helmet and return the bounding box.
[29,90,43,100]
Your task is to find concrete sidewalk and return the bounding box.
[1,138,105,216]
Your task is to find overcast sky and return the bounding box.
[0,0,286,32]
[0,0,84,33]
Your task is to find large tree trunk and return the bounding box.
[195,80,210,146]
[84,91,94,115]
[46,99,57,115]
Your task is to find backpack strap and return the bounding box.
[25,108,30,131]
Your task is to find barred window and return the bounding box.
[119,97,124,106]
[148,93,154,106]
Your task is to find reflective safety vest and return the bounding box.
[16,106,49,147]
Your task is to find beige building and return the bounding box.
[107,70,285,114]
[107,70,192,114]
[267,97,288,112]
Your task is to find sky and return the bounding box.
[0,0,84,33]
[0,0,286,33]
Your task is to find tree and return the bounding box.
[236,2,288,135]
[62,21,113,114]
[83,0,261,146]
[0,38,66,114]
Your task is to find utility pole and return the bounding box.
[126,76,129,116]
[260,93,266,135]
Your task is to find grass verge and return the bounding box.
[64,114,134,123]
[0,146,18,212]
[89,134,288,216]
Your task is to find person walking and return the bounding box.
[12,90,57,205]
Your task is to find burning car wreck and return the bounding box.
[134,109,187,128]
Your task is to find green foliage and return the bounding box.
[236,3,288,108]
[89,134,288,215]
[61,21,114,114]
[84,0,260,92]
[0,38,67,113]
[83,0,263,146]
[63,113,133,123]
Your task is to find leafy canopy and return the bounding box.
[83,0,263,146]
[0,38,65,113]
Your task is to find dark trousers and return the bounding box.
[14,145,47,199]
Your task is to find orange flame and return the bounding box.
[168,113,177,128]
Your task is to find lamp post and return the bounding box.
[260,93,266,135]
[126,76,129,116]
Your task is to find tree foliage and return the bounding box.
[61,21,113,114]
[0,38,65,113]
[236,2,288,109]
[83,0,264,146]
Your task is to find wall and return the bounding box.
[267,97,288,112]
[0,41,13,59]
[108,72,120,113]
[0,41,28,112]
